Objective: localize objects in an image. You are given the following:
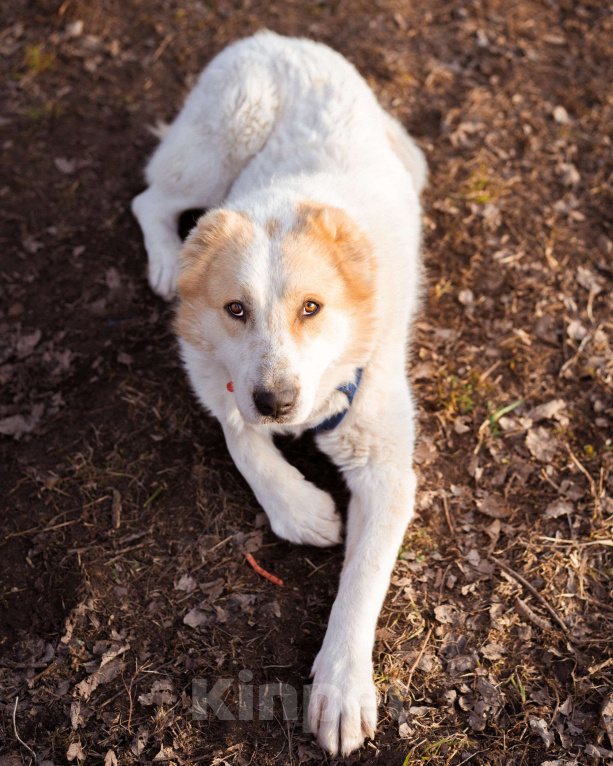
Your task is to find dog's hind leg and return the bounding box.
[132,45,280,299]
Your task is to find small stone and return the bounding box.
[552,105,570,123]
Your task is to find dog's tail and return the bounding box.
[383,113,428,196]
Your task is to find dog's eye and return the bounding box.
[303,301,320,316]
[227,302,244,318]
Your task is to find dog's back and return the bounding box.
[146,31,422,201]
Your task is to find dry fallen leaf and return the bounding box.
[577,266,603,295]
[175,573,197,593]
[476,492,510,519]
[183,606,210,628]
[0,403,44,439]
[117,351,133,366]
[529,716,554,748]
[567,319,588,341]
[67,741,86,762]
[70,699,84,730]
[138,678,177,707]
[434,604,466,627]
[413,435,437,466]
[76,658,125,700]
[543,499,574,519]
[481,643,505,661]
[55,157,77,174]
[16,328,42,359]
[526,399,568,425]
[525,427,559,462]
[602,693,613,749]
[131,726,149,757]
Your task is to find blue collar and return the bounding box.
[310,368,363,434]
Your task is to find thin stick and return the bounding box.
[406,627,433,693]
[582,595,613,616]
[566,444,600,518]
[245,553,284,587]
[539,537,613,547]
[514,598,553,631]
[588,657,613,676]
[442,494,455,536]
[122,664,137,735]
[13,697,37,761]
[27,661,57,688]
[489,557,568,634]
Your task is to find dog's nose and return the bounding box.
[253,387,297,418]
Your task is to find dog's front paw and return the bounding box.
[309,651,377,756]
[147,254,178,301]
[266,482,342,547]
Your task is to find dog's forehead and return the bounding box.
[234,211,332,307]
[233,225,286,307]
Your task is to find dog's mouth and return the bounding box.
[240,400,312,428]
[246,408,305,427]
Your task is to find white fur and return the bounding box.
[132,31,426,756]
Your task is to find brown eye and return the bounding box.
[303,301,320,316]
[227,302,244,318]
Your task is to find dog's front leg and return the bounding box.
[221,422,342,548]
[309,433,416,755]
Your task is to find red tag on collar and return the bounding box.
[226,381,234,392]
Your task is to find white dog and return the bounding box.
[132,31,426,757]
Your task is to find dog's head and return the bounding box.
[174,202,377,426]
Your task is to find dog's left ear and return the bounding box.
[177,209,252,300]
[299,203,377,303]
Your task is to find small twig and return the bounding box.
[587,657,613,676]
[27,661,57,688]
[539,537,613,547]
[208,535,233,553]
[111,489,122,530]
[406,627,433,693]
[245,553,284,587]
[490,557,569,634]
[150,33,174,64]
[122,662,141,735]
[566,444,600,519]
[559,327,597,378]
[105,541,153,564]
[13,697,37,761]
[581,595,613,616]
[479,360,501,383]
[441,494,455,536]
[514,598,553,631]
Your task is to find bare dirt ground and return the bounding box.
[1,1,612,764]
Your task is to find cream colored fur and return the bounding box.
[132,31,426,757]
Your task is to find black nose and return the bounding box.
[253,387,297,418]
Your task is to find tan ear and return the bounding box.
[177,209,252,300]
[298,203,377,303]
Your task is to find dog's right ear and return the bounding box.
[177,209,252,300]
